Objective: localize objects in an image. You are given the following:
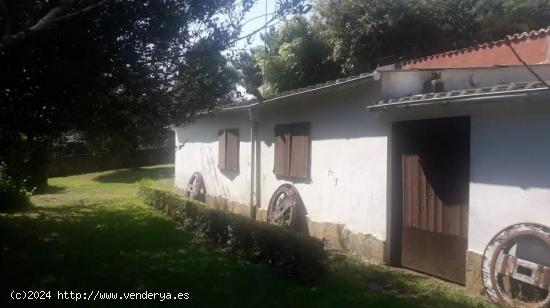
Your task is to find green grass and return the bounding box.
[0,165,495,307]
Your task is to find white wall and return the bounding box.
[255,85,389,239]
[380,64,550,100]
[365,92,550,256]
[175,67,550,253]
[175,84,390,241]
[468,105,550,254]
[175,112,252,206]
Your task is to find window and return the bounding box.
[274,122,310,179]
[218,129,239,171]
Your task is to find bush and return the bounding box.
[139,184,326,284]
[0,162,33,211]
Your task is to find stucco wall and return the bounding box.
[175,84,390,241]
[468,106,550,254]
[376,98,550,256]
[255,85,389,239]
[175,112,252,206]
[380,64,550,100]
[175,67,550,280]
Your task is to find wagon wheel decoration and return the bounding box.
[267,184,305,231]
[185,172,206,201]
[482,223,550,307]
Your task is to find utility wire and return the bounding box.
[230,9,279,44]
[505,41,550,89]
[242,11,276,27]
[262,0,269,98]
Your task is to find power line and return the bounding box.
[262,0,268,96]
[505,41,550,89]
[242,11,276,27]
[229,12,280,44]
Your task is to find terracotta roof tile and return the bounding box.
[402,26,550,68]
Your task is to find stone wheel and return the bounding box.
[482,223,550,307]
[267,184,306,232]
[186,172,206,201]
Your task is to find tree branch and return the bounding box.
[241,11,276,27]
[0,0,106,50]
[0,0,11,35]
[30,5,69,32]
[228,13,280,45]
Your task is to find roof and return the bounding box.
[263,73,373,103]
[369,80,550,111]
[402,26,550,69]
[197,27,550,116]
[207,73,374,114]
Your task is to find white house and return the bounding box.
[174,27,550,296]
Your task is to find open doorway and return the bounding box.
[390,116,470,284]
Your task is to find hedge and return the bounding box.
[138,184,326,284]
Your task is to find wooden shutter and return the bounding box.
[274,124,290,177]
[218,129,226,169]
[225,129,239,171]
[289,122,310,178]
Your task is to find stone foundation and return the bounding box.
[203,194,386,264]
[465,250,485,295]
[306,220,385,264]
[204,195,251,218]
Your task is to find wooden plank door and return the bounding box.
[399,117,470,284]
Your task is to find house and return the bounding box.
[174,27,550,297]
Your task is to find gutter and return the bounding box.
[194,102,259,116]
[249,107,258,220]
[368,87,550,111]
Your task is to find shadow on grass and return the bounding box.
[324,255,494,308]
[34,185,66,195]
[0,201,299,307]
[0,200,493,308]
[0,203,33,214]
[93,166,174,184]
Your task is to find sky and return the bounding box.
[237,0,279,50]
[231,0,305,97]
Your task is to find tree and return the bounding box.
[242,0,550,94]
[233,51,264,99]
[474,0,550,40]
[0,0,304,188]
[313,0,550,75]
[240,16,339,97]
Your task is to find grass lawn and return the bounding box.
[0,165,495,307]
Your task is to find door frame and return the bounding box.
[388,116,471,282]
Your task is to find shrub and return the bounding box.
[139,184,326,284]
[0,162,33,211]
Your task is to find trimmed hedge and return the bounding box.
[139,184,326,284]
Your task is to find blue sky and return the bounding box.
[237,0,278,50]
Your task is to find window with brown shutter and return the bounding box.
[274,122,310,179]
[274,124,291,176]
[218,128,239,171]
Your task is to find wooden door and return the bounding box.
[398,117,470,284]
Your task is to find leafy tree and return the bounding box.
[313,0,550,74]
[242,0,550,94]
[233,51,264,99]
[240,16,339,97]
[474,0,550,40]
[172,39,240,117]
[0,0,304,189]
